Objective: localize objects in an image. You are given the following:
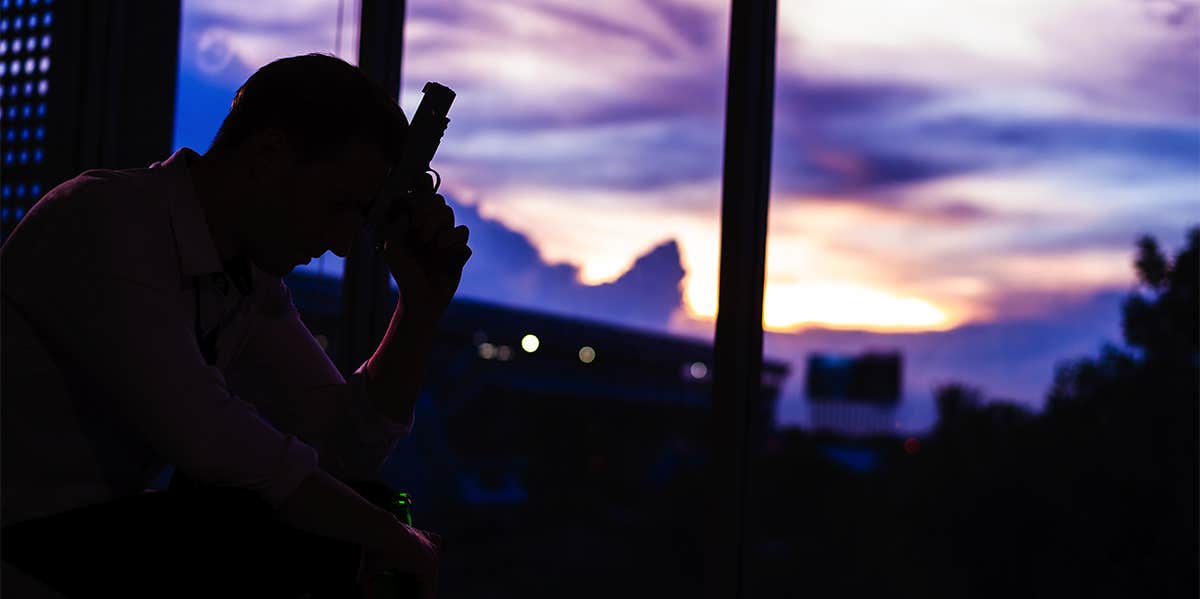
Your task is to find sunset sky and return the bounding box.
[174,0,1198,426]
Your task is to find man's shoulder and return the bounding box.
[3,164,180,290]
[48,164,167,212]
[21,164,171,232]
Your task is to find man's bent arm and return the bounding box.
[1,267,320,506]
[363,302,438,425]
[276,467,439,583]
[225,278,411,482]
[276,467,398,548]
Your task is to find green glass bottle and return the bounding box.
[370,491,423,599]
[388,492,414,526]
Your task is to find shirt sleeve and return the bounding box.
[1,268,319,507]
[223,277,412,482]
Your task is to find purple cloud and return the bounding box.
[769,74,1200,199]
[450,197,686,332]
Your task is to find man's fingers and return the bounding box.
[380,211,409,247]
[451,244,472,269]
[408,193,447,221]
[412,172,437,194]
[431,226,471,276]
[413,203,455,246]
[435,225,470,250]
[433,242,472,276]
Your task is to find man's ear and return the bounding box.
[244,128,292,185]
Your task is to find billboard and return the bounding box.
[806,352,902,405]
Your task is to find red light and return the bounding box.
[903,437,921,455]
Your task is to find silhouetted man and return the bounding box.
[0,54,468,598]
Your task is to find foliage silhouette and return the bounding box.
[741,228,1198,598]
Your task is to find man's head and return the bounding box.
[204,54,407,277]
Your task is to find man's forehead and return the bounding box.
[326,141,391,187]
[340,139,391,170]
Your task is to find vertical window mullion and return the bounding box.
[339,0,407,375]
[708,1,778,598]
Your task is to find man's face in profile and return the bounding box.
[245,138,390,278]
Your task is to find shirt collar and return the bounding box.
[154,147,225,277]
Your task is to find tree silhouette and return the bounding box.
[1039,226,1198,597]
[741,228,1198,598]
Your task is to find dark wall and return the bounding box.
[51,1,180,177]
[1,1,179,240]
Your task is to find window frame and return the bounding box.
[344,3,778,597]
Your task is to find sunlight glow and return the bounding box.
[763,283,954,332]
[683,279,958,332]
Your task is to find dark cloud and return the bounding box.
[407,1,724,65]
[866,198,999,224]
[915,116,1200,168]
[774,78,935,123]
[450,197,686,332]
[772,145,972,194]
[438,115,725,195]
[918,200,993,223]
[769,78,984,194]
[524,2,681,60]
[645,0,725,51]
[768,73,1200,201]
[444,73,725,132]
[406,2,474,27]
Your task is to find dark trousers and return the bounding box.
[1,479,398,598]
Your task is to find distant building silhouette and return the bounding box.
[286,270,789,514]
[805,351,901,436]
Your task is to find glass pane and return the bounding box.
[400,0,731,338]
[391,2,733,596]
[173,0,361,352]
[755,0,1198,596]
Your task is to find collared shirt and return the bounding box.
[0,148,411,526]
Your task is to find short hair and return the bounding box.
[208,54,407,164]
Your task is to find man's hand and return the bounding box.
[363,178,470,423]
[357,520,443,599]
[379,184,471,324]
[275,470,442,597]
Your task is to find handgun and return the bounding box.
[365,81,456,254]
